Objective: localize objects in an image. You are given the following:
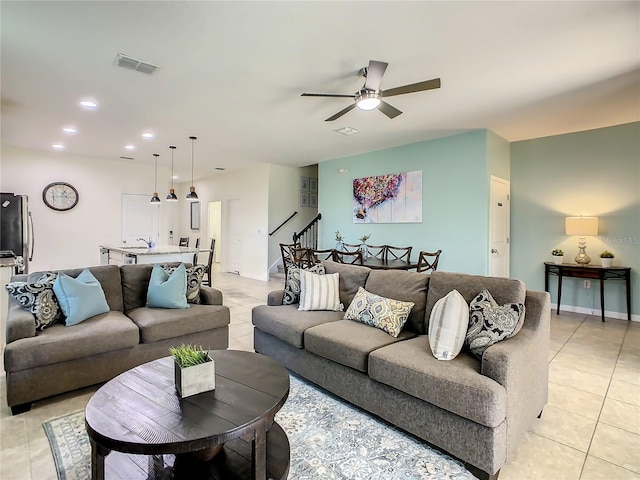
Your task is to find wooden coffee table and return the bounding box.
[85,350,290,480]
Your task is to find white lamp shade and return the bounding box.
[566,217,598,236]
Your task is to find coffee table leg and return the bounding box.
[90,438,109,480]
[252,419,268,480]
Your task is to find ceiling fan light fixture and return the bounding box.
[356,90,381,111]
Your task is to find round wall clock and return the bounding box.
[42,182,79,211]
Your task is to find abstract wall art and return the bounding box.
[352,170,422,223]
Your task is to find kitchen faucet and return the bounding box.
[136,237,154,248]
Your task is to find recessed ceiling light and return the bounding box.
[52,143,65,150]
[125,145,136,151]
[63,126,77,134]
[80,100,98,109]
[335,126,359,136]
[141,132,155,139]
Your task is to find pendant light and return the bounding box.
[150,153,161,204]
[166,145,178,201]
[186,135,199,201]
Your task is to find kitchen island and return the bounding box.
[99,245,201,266]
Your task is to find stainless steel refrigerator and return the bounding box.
[1,192,33,273]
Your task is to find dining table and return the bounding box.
[362,257,419,271]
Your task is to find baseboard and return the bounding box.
[550,303,639,322]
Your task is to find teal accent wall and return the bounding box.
[318,130,492,275]
[511,122,640,316]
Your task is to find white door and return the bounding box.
[489,176,510,277]
[227,199,242,274]
[208,201,222,263]
[121,194,160,245]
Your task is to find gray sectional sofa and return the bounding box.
[252,261,550,480]
[4,263,230,414]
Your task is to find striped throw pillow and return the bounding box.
[428,289,469,361]
[298,269,342,311]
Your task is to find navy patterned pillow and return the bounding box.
[465,289,525,358]
[5,272,63,330]
[282,263,325,305]
[162,264,206,304]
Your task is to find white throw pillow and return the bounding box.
[428,289,469,361]
[298,270,342,311]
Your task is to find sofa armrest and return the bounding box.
[199,286,223,305]
[481,290,550,453]
[267,290,284,306]
[6,297,36,344]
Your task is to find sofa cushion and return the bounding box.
[321,261,371,307]
[299,270,341,311]
[304,320,416,373]
[27,265,123,312]
[428,289,469,361]
[53,269,110,326]
[465,289,525,358]
[283,263,325,305]
[252,304,343,348]
[127,304,229,343]
[344,287,414,338]
[368,336,507,428]
[425,271,526,330]
[120,262,183,312]
[146,263,189,309]
[364,269,429,334]
[4,311,139,372]
[6,272,62,330]
[162,264,206,304]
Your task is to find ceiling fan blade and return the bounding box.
[301,92,357,98]
[364,60,388,91]
[325,103,356,122]
[381,78,441,97]
[378,101,402,119]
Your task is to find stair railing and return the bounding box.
[269,211,298,237]
[293,213,322,249]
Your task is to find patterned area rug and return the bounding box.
[44,375,475,480]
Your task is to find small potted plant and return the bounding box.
[335,230,345,252]
[551,249,564,265]
[170,344,215,397]
[599,251,614,268]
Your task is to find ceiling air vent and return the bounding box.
[115,53,159,75]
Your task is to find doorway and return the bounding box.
[489,176,510,277]
[208,201,222,265]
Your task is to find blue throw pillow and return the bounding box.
[146,263,189,309]
[53,269,110,326]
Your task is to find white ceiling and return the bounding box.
[2,1,639,181]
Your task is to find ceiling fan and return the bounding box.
[301,60,441,122]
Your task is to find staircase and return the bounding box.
[293,213,321,249]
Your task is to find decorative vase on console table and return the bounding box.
[551,249,564,265]
[600,251,614,268]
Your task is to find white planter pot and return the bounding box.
[601,258,613,268]
[174,356,215,398]
[553,256,564,265]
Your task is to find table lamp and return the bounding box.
[565,216,598,265]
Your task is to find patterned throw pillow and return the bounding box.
[298,270,342,311]
[282,263,325,305]
[428,289,469,361]
[344,287,415,338]
[465,289,525,358]
[162,264,205,304]
[5,272,63,330]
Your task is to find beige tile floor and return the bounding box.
[1,270,639,480]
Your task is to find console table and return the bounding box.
[544,262,631,322]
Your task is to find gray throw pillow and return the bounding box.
[162,264,206,304]
[282,263,325,305]
[5,272,63,330]
[465,289,525,358]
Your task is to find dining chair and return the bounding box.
[342,243,362,253]
[309,248,334,263]
[332,249,364,265]
[417,250,442,273]
[179,237,190,247]
[385,245,412,263]
[203,238,216,286]
[366,244,387,260]
[192,238,201,266]
[279,242,303,277]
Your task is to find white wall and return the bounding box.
[0,144,173,271]
[267,164,318,271]
[176,165,270,281]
